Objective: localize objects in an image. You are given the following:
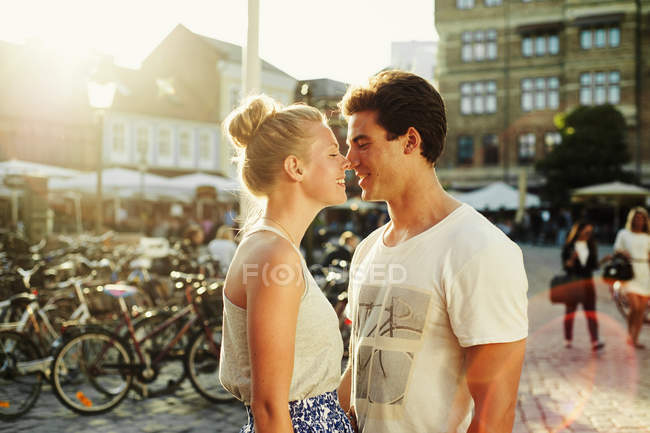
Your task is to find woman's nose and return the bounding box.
[345,148,357,168]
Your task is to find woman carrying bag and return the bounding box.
[561,221,605,351]
[613,207,650,349]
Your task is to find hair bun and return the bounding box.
[224,95,279,148]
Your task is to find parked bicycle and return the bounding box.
[0,329,44,421]
[49,273,233,415]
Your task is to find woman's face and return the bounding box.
[632,212,647,231]
[300,122,350,206]
[578,224,593,240]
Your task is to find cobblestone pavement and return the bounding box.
[3,244,649,432]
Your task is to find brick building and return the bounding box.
[435,0,649,189]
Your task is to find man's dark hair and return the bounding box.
[339,70,447,165]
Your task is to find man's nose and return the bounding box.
[345,147,358,168]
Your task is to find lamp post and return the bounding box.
[138,147,148,234]
[87,80,116,235]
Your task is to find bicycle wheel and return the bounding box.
[131,311,188,397]
[184,327,234,403]
[51,329,133,415]
[0,330,43,421]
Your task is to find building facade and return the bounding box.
[107,24,296,179]
[435,0,649,189]
[0,24,297,180]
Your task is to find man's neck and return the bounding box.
[383,172,462,246]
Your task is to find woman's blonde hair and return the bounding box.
[222,94,326,233]
[223,94,325,197]
[624,206,650,233]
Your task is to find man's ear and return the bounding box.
[403,127,422,155]
[283,155,304,181]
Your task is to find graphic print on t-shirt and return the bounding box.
[354,283,432,424]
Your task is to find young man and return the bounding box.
[337,71,528,433]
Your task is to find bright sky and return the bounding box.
[0,0,437,84]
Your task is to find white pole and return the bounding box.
[240,0,262,225]
[243,0,261,95]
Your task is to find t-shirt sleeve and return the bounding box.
[445,242,529,347]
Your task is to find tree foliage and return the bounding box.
[535,104,635,206]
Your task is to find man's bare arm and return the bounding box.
[465,339,526,433]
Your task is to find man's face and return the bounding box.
[345,110,403,202]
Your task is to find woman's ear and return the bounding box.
[283,155,304,181]
[404,126,422,155]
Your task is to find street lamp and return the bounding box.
[87,80,116,234]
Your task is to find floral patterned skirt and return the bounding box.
[240,390,353,433]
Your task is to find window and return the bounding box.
[522,33,559,57]
[461,81,497,115]
[461,32,473,62]
[457,0,474,9]
[544,131,562,153]
[178,129,194,166]
[229,86,241,109]
[594,28,606,48]
[461,83,473,114]
[535,36,546,56]
[548,34,559,54]
[462,29,497,62]
[112,123,125,154]
[157,127,172,159]
[199,131,212,160]
[474,31,486,61]
[458,136,474,165]
[518,133,536,164]
[580,71,620,105]
[484,0,501,5]
[136,126,150,162]
[580,26,620,50]
[522,37,533,57]
[482,134,499,165]
[580,29,592,49]
[609,27,620,47]
[486,30,497,59]
[521,77,559,111]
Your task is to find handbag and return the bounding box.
[549,273,584,304]
[602,253,634,281]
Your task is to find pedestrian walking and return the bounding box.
[561,221,605,350]
[218,95,354,433]
[337,70,528,433]
[207,225,237,277]
[613,207,650,349]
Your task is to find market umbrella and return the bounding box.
[164,173,240,202]
[455,181,540,211]
[571,181,650,230]
[0,159,81,179]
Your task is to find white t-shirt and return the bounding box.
[613,229,650,296]
[348,204,528,433]
[574,241,589,266]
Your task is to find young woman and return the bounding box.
[561,221,605,350]
[614,207,650,349]
[218,95,354,433]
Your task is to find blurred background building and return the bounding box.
[0,24,296,180]
[390,40,438,84]
[435,0,649,189]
